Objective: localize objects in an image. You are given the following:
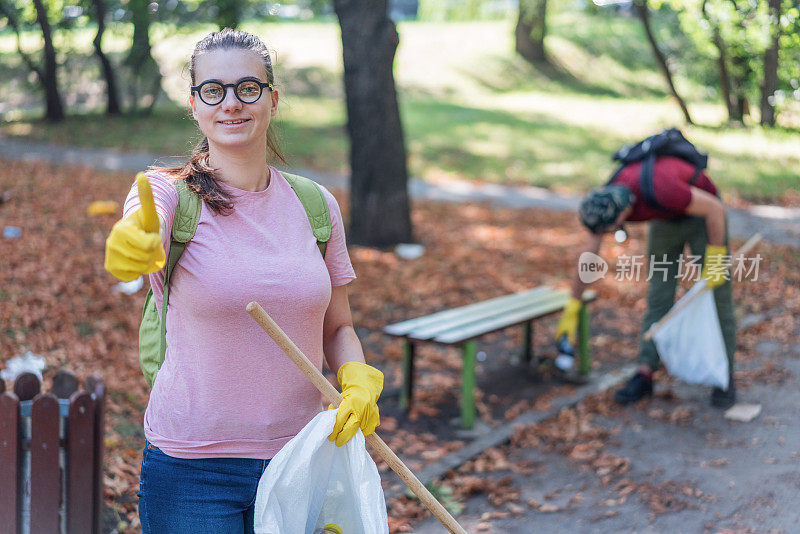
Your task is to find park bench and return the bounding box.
[383,287,596,429]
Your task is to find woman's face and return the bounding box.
[190,49,278,149]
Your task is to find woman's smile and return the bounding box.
[218,118,251,128]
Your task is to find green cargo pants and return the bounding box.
[637,216,736,373]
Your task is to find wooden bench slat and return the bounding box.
[406,289,563,340]
[433,290,596,344]
[383,287,552,336]
[433,294,569,344]
[408,290,567,341]
[385,287,551,336]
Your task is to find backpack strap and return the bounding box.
[607,154,666,211]
[158,179,201,361]
[280,171,332,258]
[688,167,703,186]
[638,153,667,211]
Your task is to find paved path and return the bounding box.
[413,343,800,533]
[1,135,798,247]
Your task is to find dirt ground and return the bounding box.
[410,340,800,533]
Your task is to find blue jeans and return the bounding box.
[138,441,270,534]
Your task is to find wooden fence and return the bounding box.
[0,371,105,534]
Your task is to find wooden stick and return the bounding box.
[643,233,762,341]
[246,302,467,534]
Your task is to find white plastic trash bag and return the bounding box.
[254,410,389,534]
[653,281,729,390]
[0,351,46,381]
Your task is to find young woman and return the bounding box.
[104,29,382,533]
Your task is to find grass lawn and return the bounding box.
[1,15,798,204]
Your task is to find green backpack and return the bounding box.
[138,171,332,387]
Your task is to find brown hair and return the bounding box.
[153,28,287,215]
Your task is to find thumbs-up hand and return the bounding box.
[104,173,166,282]
[130,172,160,234]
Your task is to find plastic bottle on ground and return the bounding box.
[555,334,576,372]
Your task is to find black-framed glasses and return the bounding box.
[191,78,274,105]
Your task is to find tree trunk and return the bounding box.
[125,0,162,114]
[760,0,781,127]
[729,56,750,123]
[32,0,65,121]
[333,0,413,247]
[701,0,735,121]
[634,0,694,125]
[714,38,736,120]
[90,0,121,115]
[727,0,755,123]
[515,0,548,64]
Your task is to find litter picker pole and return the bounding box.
[643,233,762,341]
[246,302,468,534]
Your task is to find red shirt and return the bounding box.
[611,156,718,222]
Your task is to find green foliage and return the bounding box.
[1,18,797,202]
[418,0,512,21]
[206,0,245,28]
[1,0,44,31]
[305,0,331,16]
[777,2,800,96]
[661,0,800,118]
[549,8,717,99]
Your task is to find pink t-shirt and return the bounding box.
[123,167,356,459]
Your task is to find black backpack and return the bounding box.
[607,128,708,211]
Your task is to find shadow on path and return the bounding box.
[1,134,798,248]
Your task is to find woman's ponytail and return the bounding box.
[153,136,235,215]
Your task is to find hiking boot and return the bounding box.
[710,381,736,409]
[614,372,653,405]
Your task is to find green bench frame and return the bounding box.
[383,287,596,429]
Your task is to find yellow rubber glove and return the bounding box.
[104,173,166,282]
[555,297,582,346]
[700,244,729,290]
[328,361,383,447]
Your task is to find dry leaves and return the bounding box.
[2,158,800,532]
[647,405,694,425]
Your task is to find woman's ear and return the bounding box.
[270,90,279,117]
[189,96,198,121]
